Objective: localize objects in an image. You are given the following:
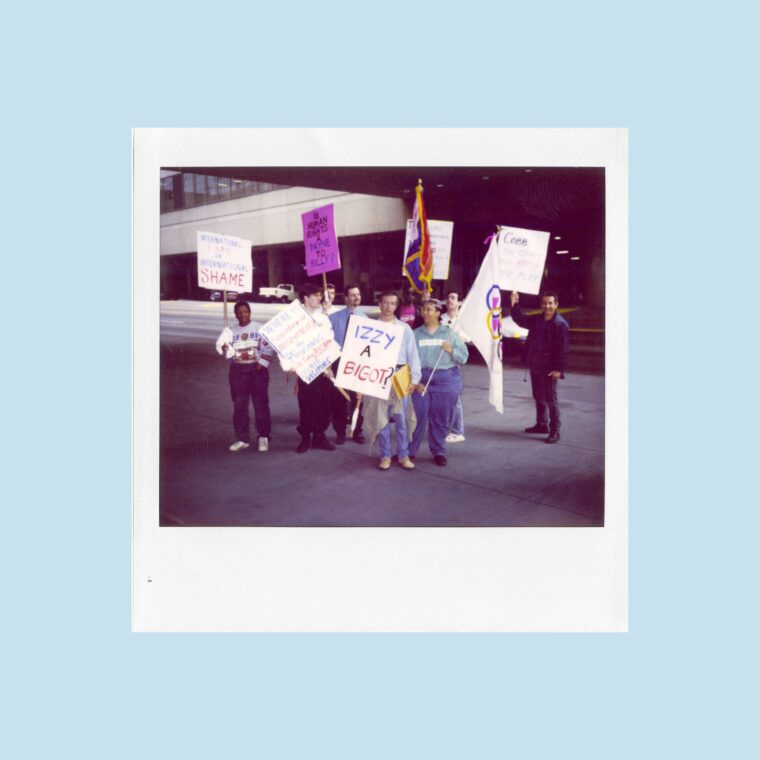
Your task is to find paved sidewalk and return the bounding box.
[159,344,605,527]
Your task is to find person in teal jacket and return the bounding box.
[408,299,468,466]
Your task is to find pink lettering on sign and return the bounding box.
[301,204,341,276]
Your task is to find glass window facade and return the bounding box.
[160,171,288,213]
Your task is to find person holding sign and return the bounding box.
[328,284,365,444]
[408,299,469,467]
[508,290,569,444]
[364,291,421,471]
[289,282,338,454]
[215,300,274,452]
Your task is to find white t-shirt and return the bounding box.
[215,322,274,366]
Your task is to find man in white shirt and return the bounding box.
[215,300,274,452]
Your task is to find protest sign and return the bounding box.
[495,226,550,295]
[302,204,341,276]
[335,314,405,400]
[260,301,341,384]
[402,218,453,280]
[196,231,253,292]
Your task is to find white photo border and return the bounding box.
[133,128,628,632]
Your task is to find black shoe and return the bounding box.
[312,435,336,451]
[525,424,549,434]
[546,432,560,444]
[351,433,366,444]
[336,435,346,445]
[434,455,447,466]
[296,437,310,453]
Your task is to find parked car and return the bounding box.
[209,290,239,301]
[258,283,297,303]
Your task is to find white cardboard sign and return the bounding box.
[196,230,253,292]
[260,301,341,384]
[495,226,550,295]
[334,315,404,400]
[402,218,454,280]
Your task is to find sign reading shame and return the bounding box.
[301,204,341,276]
[196,231,253,292]
[495,226,550,295]
[335,315,405,400]
[260,301,341,384]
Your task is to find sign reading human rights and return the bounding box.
[196,231,253,292]
[402,219,454,280]
[495,226,550,295]
[301,204,341,276]
[335,315,405,400]
[260,301,341,384]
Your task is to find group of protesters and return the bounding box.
[215,280,569,469]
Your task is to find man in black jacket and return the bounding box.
[509,290,569,444]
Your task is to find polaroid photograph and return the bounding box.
[133,128,627,632]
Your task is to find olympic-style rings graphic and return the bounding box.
[485,284,502,340]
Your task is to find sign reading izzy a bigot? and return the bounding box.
[301,204,341,277]
[495,226,550,295]
[335,315,405,400]
[197,231,253,292]
[260,301,341,384]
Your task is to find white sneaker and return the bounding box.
[229,441,250,452]
[445,433,466,443]
[258,437,269,452]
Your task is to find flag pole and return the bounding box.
[223,289,228,328]
[318,274,349,400]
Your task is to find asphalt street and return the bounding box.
[159,304,605,527]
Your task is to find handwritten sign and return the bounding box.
[495,226,550,295]
[301,204,341,276]
[260,301,341,384]
[402,219,454,280]
[334,315,405,400]
[196,231,253,292]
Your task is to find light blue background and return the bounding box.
[4,1,756,758]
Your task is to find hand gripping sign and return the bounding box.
[260,301,341,384]
[335,315,405,401]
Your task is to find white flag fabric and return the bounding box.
[457,235,505,413]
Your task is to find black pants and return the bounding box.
[530,370,560,433]
[229,363,271,442]
[297,374,331,438]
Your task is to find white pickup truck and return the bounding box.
[258,283,297,303]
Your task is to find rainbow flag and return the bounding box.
[402,182,432,293]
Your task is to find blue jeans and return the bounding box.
[530,370,560,433]
[447,395,464,436]
[377,396,410,459]
[410,366,462,457]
